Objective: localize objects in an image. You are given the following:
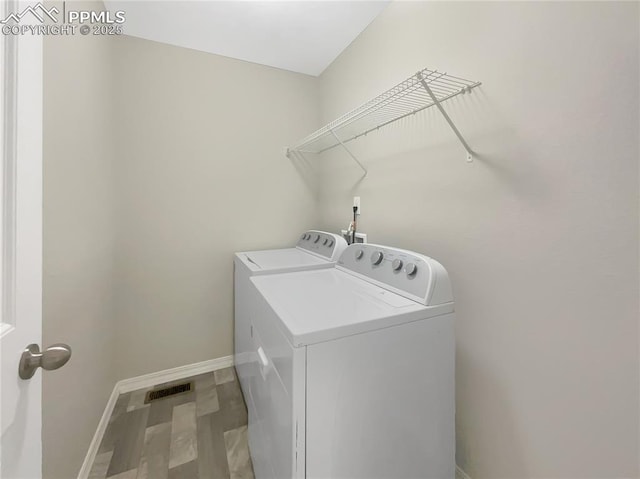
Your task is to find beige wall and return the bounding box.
[43,2,116,478]
[111,36,320,380]
[317,2,639,478]
[42,23,319,477]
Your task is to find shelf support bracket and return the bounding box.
[417,72,475,162]
[329,129,368,177]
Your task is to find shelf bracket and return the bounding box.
[417,71,475,162]
[329,129,368,177]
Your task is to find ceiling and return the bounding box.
[103,1,389,76]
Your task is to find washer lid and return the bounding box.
[234,230,348,275]
[236,248,329,274]
[251,268,453,347]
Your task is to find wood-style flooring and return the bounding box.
[88,367,254,479]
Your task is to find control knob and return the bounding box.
[371,251,384,265]
[355,249,364,260]
[405,263,418,277]
[392,259,403,271]
[314,235,320,243]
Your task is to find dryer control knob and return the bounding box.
[392,259,403,271]
[327,239,334,247]
[323,239,328,246]
[301,234,306,240]
[371,251,384,265]
[314,235,320,243]
[405,263,418,277]
[355,249,364,260]
[305,234,310,240]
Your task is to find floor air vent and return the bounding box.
[144,382,192,404]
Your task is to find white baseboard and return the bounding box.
[118,355,234,393]
[77,355,234,479]
[76,384,121,479]
[456,465,472,479]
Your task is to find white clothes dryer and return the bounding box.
[247,243,455,479]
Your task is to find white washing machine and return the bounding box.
[247,243,455,479]
[233,231,347,413]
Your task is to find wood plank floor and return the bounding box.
[88,367,254,479]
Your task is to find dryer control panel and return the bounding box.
[336,244,453,306]
[296,230,348,261]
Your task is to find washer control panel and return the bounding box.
[336,243,452,305]
[296,230,347,261]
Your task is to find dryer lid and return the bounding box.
[251,268,452,347]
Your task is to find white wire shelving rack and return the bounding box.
[286,67,481,176]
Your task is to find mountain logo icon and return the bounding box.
[1,3,59,24]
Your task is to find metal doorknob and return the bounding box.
[18,343,72,380]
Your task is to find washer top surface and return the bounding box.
[251,244,454,347]
[238,248,328,271]
[235,230,347,275]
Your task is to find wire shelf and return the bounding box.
[289,67,481,165]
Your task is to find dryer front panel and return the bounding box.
[248,288,306,479]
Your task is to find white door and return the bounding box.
[0,0,44,477]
